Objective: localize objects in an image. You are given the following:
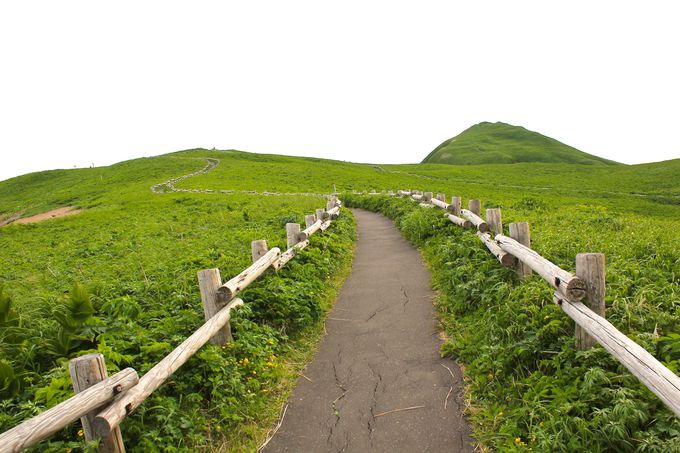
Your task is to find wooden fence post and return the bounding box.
[509,222,532,278]
[436,193,445,202]
[197,269,232,344]
[304,214,316,228]
[251,240,269,262]
[486,208,503,235]
[468,199,481,216]
[286,223,301,248]
[451,197,461,216]
[423,192,433,202]
[69,354,125,453]
[575,253,606,350]
[316,208,327,221]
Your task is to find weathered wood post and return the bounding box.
[251,240,269,262]
[69,354,125,453]
[509,222,532,278]
[423,192,433,202]
[451,197,461,216]
[304,214,316,229]
[486,208,503,235]
[197,269,232,344]
[575,253,606,350]
[468,199,481,216]
[286,223,301,248]
[436,193,445,202]
[316,208,327,221]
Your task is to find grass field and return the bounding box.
[1,148,679,451]
[0,154,355,451]
[175,149,680,215]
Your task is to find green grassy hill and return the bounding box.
[1,149,679,451]
[422,122,620,165]
[0,152,356,451]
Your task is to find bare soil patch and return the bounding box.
[10,206,82,225]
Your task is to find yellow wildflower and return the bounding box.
[77,429,84,437]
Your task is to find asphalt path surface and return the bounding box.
[264,209,473,453]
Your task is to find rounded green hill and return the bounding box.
[422,122,620,165]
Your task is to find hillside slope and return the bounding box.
[1,149,679,451]
[0,152,356,451]
[422,122,619,165]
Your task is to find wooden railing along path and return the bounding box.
[391,189,680,419]
[0,198,342,452]
[3,186,679,451]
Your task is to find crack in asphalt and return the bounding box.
[401,285,410,308]
[329,362,350,446]
[366,303,391,322]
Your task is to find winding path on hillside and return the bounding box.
[263,209,473,453]
[150,157,325,198]
[150,157,680,202]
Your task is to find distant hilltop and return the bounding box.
[422,122,619,165]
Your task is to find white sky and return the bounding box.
[1,1,679,182]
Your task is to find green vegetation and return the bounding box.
[0,153,355,451]
[1,146,679,451]
[344,194,680,452]
[422,122,620,165]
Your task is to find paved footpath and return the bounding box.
[264,209,473,453]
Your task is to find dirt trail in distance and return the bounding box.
[3,206,81,226]
[263,209,473,453]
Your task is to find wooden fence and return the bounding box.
[394,189,680,418]
[3,188,679,450]
[0,197,343,452]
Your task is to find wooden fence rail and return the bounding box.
[0,198,342,451]
[461,209,489,232]
[494,235,586,301]
[0,368,139,452]
[446,212,472,229]
[554,293,680,417]
[93,298,245,437]
[394,189,680,419]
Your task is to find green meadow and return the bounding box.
[1,147,680,451]
[0,153,355,451]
